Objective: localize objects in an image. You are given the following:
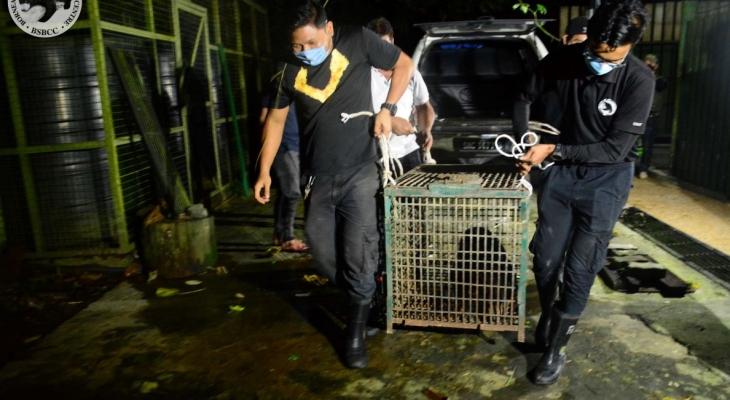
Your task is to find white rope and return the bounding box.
[422,150,436,165]
[494,121,561,196]
[341,111,401,187]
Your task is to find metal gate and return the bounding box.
[174,2,220,200]
[672,0,730,199]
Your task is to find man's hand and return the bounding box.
[391,117,414,136]
[518,144,556,175]
[373,109,392,138]
[421,131,433,151]
[254,174,272,204]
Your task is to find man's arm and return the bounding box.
[391,117,415,135]
[560,130,639,163]
[374,51,413,138]
[415,101,436,150]
[254,106,288,204]
[259,107,269,126]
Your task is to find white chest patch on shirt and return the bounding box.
[598,98,618,116]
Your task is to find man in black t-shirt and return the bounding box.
[513,0,654,385]
[253,0,412,369]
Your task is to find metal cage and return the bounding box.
[384,164,530,341]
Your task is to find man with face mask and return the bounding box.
[253,0,412,369]
[513,0,654,385]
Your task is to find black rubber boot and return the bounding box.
[344,303,370,369]
[534,279,560,349]
[529,310,580,385]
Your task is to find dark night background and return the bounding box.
[267,0,570,59]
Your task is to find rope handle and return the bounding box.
[494,121,561,195]
[341,111,400,187]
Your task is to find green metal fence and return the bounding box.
[672,1,730,200]
[0,0,270,258]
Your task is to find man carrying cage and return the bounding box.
[253,0,413,369]
[513,0,654,385]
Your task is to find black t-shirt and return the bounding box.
[270,26,401,175]
[515,43,655,164]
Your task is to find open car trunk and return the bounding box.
[419,37,540,164]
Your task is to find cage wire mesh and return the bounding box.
[105,32,158,139]
[0,156,34,250]
[210,48,224,119]
[31,150,117,250]
[216,122,232,184]
[153,0,174,36]
[240,4,255,55]
[220,0,238,50]
[168,133,190,193]
[99,0,147,31]
[385,165,529,338]
[118,139,154,239]
[11,32,104,146]
[189,0,215,40]
[157,41,182,127]
[0,65,15,148]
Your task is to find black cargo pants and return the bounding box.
[304,161,381,305]
[530,162,633,315]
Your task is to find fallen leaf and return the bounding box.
[147,271,158,283]
[295,292,311,298]
[124,263,142,278]
[235,293,245,299]
[155,288,179,298]
[288,354,300,361]
[229,305,246,313]
[79,272,103,282]
[423,387,448,400]
[140,381,159,394]
[303,274,328,286]
[185,280,203,286]
[23,335,42,345]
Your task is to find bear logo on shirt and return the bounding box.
[598,98,618,116]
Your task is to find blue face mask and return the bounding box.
[295,46,329,67]
[583,49,624,76]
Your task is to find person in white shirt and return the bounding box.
[367,17,436,173]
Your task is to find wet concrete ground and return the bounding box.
[1,181,729,399]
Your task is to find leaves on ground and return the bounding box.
[155,288,179,298]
